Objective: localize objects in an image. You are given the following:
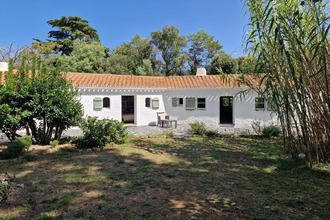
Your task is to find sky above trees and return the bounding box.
[0,0,248,57]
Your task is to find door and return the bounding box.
[122,96,135,123]
[220,96,233,124]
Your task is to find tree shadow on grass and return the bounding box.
[0,136,329,219]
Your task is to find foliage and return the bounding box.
[244,0,330,166]
[162,130,174,138]
[58,39,109,73]
[151,25,188,76]
[34,16,100,55]
[0,56,83,144]
[262,124,281,138]
[50,140,59,148]
[210,51,237,74]
[187,29,222,74]
[136,59,156,76]
[76,116,128,148]
[189,121,206,135]
[1,140,25,159]
[17,135,33,148]
[205,130,220,137]
[113,34,154,75]
[236,56,270,74]
[0,173,10,203]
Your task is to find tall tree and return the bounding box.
[210,51,237,74]
[151,25,188,76]
[34,16,100,55]
[236,56,270,74]
[188,29,222,74]
[113,34,153,74]
[58,39,109,73]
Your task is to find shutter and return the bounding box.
[152,98,159,109]
[93,97,102,111]
[186,97,196,110]
[172,98,178,107]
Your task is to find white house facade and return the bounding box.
[67,69,278,129]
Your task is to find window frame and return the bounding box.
[103,97,110,108]
[145,97,151,108]
[255,97,265,111]
[197,98,206,109]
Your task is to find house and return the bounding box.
[0,62,8,72]
[67,68,278,129]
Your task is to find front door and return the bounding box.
[220,96,233,124]
[122,96,134,124]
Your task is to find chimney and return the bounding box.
[0,62,9,72]
[196,67,207,76]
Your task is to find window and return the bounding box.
[197,98,206,109]
[93,97,102,111]
[179,98,183,106]
[186,97,196,110]
[103,97,110,108]
[152,98,159,109]
[255,98,265,110]
[145,97,151,107]
[172,97,184,107]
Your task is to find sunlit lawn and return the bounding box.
[0,135,329,219]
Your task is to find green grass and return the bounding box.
[0,136,329,219]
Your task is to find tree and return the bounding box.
[0,43,34,68]
[113,34,153,74]
[151,25,188,76]
[236,56,270,74]
[210,52,237,74]
[34,16,100,55]
[0,56,83,143]
[187,29,222,74]
[244,0,329,166]
[58,39,109,73]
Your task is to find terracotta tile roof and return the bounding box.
[0,71,263,88]
[66,72,263,88]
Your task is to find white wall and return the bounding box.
[164,88,278,128]
[0,62,8,72]
[79,88,165,125]
[78,87,278,128]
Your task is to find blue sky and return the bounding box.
[0,0,249,57]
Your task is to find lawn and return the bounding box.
[0,135,329,219]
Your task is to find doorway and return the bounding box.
[220,96,233,124]
[122,96,135,124]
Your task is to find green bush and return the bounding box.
[205,130,220,137]
[76,116,128,148]
[49,140,59,148]
[0,136,32,159]
[17,136,33,147]
[262,125,281,138]
[1,141,26,159]
[189,121,206,136]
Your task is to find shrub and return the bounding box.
[0,136,32,159]
[189,121,206,136]
[17,136,33,148]
[205,130,220,137]
[262,125,281,138]
[1,141,25,159]
[50,140,59,148]
[76,116,128,148]
[162,130,174,138]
